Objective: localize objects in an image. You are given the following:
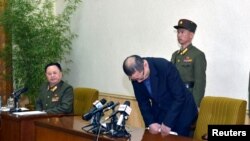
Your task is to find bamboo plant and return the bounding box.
[0,0,81,106]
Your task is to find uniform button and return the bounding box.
[177,59,180,62]
[46,104,48,107]
[47,96,50,98]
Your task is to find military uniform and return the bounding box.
[35,80,74,114]
[172,19,207,107]
[171,44,206,106]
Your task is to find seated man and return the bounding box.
[35,62,74,114]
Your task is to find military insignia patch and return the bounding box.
[183,56,192,62]
[52,93,59,102]
[48,85,57,92]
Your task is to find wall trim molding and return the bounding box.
[99,92,136,100]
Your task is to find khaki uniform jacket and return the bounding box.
[171,44,206,107]
[35,81,74,114]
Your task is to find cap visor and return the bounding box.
[174,25,183,29]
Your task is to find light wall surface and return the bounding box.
[57,0,250,104]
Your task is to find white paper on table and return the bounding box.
[0,107,10,111]
[0,107,29,112]
[12,111,47,115]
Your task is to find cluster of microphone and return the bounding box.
[82,98,132,138]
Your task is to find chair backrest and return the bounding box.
[193,96,247,140]
[73,87,99,116]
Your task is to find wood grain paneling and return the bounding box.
[0,0,13,105]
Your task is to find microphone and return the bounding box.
[12,87,28,98]
[105,101,132,138]
[105,101,131,121]
[91,101,114,115]
[84,101,115,134]
[116,101,132,127]
[83,101,114,121]
[105,110,119,121]
[103,102,120,112]
[82,98,107,121]
[9,87,28,113]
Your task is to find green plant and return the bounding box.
[0,0,81,104]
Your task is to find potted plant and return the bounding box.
[0,0,81,108]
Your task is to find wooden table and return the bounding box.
[0,111,64,141]
[35,116,199,141]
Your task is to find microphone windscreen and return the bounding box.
[100,98,107,105]
[124,101,130,106]
[106,101,114,107]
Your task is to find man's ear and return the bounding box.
[143,60,147,68]
[190,32,194,39]
[143,60,149,70]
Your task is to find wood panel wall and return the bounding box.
[0,0,13,105]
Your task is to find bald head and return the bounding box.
[123,55,144,76]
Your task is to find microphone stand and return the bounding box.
[82,110,106,135]
[89,110,105,134]
[108,107,118,136]
[9,87,28,113]
[10,95,21,113]
[113,116,131,138]
[82,113,101,131]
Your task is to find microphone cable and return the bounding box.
[94,123,103,141]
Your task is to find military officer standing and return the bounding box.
[171,19,207,107]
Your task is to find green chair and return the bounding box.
[193,96,247,140]
[73,87,99,116]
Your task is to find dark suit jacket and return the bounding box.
[132,57,198,136]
